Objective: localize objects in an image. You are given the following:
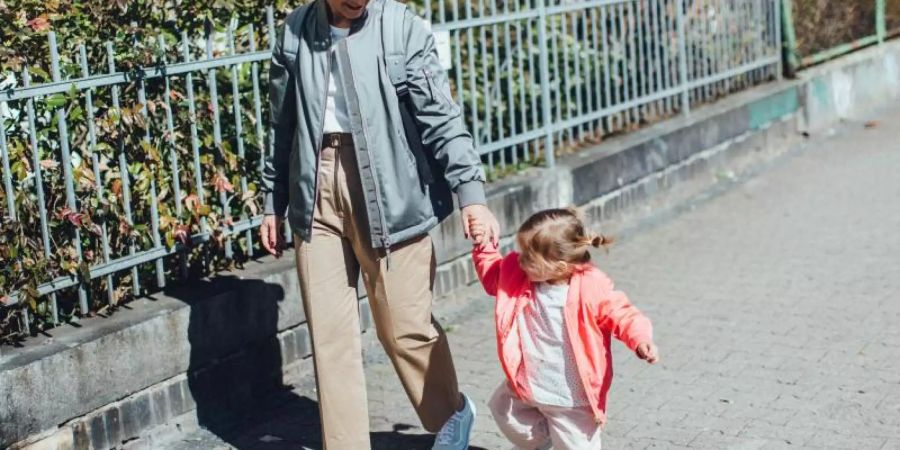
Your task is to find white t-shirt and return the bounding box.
[517,282,590,407]
[324,26,352,133]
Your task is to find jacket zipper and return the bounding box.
[308,48,333,242]
[342,36,392,267]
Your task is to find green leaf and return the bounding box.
[63,260,77,275]
[78,261,91,281]
[136,175,150,193]
[140,140,161,162]
[109,108,121,124]
[11,160,27,181]
[69,106,84,122]
[46,94,67,108]
[29,67,50,81]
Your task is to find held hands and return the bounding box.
[635,342,659,364]
[462,204,500,246]
[468,216,486,245]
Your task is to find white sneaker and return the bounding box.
[432,393,476,450]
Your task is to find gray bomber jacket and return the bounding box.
[262,0,486,248]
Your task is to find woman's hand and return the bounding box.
[461,204,500,246]
[260,215,285,257]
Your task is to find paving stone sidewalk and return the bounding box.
[164,107,900,449]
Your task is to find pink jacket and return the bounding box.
[473,244,653,424]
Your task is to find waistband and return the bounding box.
[323,132,354,149]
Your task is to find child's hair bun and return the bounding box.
[591,234,613,248]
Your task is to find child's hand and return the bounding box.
[468,216,487,244]
[635,342,659,364]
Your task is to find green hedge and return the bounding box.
[1,1,295,340]
[790,0,879,58]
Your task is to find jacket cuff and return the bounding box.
[625,329,653,352]
[264,191,289,217]
[456,181,486,209]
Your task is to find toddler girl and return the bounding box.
[469,208,658,449]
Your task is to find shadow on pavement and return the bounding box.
[219,391,489,450]
[165,274,486,450]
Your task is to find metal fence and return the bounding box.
[783,0,896,72]
[421,0,782,174]
[0,0,781,349]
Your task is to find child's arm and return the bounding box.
[472,243,503,297]
[595,276,656,362]
[468,217,503,296]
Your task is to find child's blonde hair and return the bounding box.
[516,208,612,281]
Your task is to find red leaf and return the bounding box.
[27,15,50,32]
[56,206,72,220]
[67,212,84,227]
[174,224,191,247]
[214,173,234,193]
[118,219,131,236]
[184,194,200,213]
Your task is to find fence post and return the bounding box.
[877,0,886,43]
[0,114,14,220]
[780,0,799,76]
[675,0,690,115]
[536,0,555,168]
[774,0,784,80]
[49,31,90,314]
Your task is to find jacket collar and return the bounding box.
[313,0,376,44]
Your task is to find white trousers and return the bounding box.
[489,382,603,450]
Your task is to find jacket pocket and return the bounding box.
[423,69,455,105]
[379,58,418,170]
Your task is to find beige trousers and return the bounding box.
[294,137,460,450]
[489,382,602,450]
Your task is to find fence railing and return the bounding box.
[0,0,780,351]
[421,0,782,175]
[782,0,896,72]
